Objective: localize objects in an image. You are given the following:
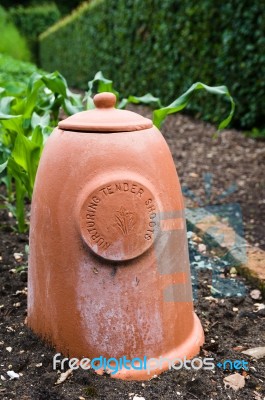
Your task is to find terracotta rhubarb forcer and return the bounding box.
[28,92,204,380]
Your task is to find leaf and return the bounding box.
[0,81,26,97]
[11,133,42,196]
[31,112,50,129]
[223,373,245,392]
[0,113,22,120]
[0,96,14,114]
[0,174,12,201]
[41,71,68,97]
[122,93,162,109]
[63,98,83,115]
[153,82,235,130]
[14,178,26,233]
[10,96,27,115]
[42,126,53,143]
[0,115,24,136]
[66,88,82,102]
[117,98,128,109]
[7,157,30,196]
[86,71,119,108]
[31,126,44,148]
[7,158,28,232]
[23,90,42,120]
[0,160,8,174]
[85,94,95,110]
[27,72,66,117]
[241,347,265,360]
[88,71,118,95]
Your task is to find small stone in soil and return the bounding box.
[250,289,262,300]
[13,252,23,262]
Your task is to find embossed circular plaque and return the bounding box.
[79,180,159,261]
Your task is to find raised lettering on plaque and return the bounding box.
[79,180,159,261]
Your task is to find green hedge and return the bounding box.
[10,3,61,62]
[39,0,265,129]
[3,0,84,16]
[0,6,30,62]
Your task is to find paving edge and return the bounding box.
[185,207,265,297]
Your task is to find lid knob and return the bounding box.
[93,92,116,109]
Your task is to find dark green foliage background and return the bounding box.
[40,0,265,129]
[2,0,83,15]
[10,3,61,62]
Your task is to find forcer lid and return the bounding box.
[58,92,153,132]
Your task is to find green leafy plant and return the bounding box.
[0,70,234,232]
[245,128,265,140]
[86,71,235,130]
[0,70,82,231]
[0,53,42,87]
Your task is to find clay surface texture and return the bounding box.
[28,92,204,380]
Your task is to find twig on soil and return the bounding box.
[210,321,220,329]
[186,392,199,399]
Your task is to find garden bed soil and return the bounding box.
[0,111,265,399]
